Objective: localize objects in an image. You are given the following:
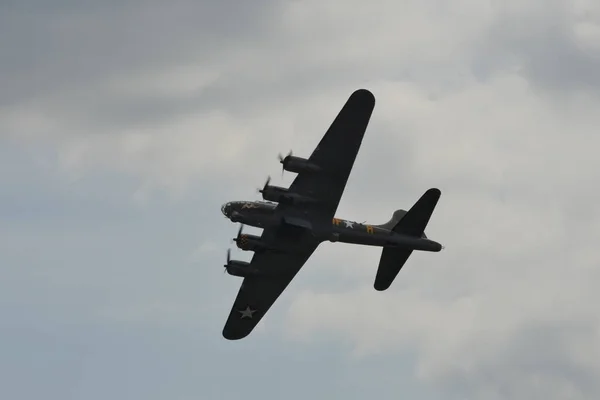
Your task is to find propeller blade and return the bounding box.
[224,249,231,273]
[280,150,292,177]
[258,176,271,193]
[257,176,271,193]
[278,150,292,163]
[233,224,244,243]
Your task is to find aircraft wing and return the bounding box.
[283,89,376,221]
[222,229,319,340]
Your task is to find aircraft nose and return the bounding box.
[221,203,230,216]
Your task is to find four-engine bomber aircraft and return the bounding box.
[220,88,443,340]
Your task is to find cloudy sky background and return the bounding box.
[3,0,600,399]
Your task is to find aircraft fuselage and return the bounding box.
[221,200,442,252]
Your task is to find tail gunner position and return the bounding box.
[219,89,444,340]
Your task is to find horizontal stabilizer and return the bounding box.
[374,247,412,291]
[391,188,440,237]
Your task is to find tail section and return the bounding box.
[374,188,441,291]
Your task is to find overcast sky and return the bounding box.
[2,0,600,399]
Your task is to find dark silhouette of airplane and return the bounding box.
[220,88,443,340]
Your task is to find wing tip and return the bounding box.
[222,327,251,341]
[373,281,391,291]
[425,188,441,198]
[350,88,376,105]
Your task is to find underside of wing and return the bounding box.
[222,231,319,340]
[283,89,376,221]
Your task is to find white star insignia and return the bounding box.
[344,220,354,228]
[238,306,257,319]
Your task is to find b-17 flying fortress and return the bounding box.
[220,89,443,340]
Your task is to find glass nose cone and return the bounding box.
[221,203,230,216]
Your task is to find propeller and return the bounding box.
[278,150,292,177]
[257,176,271,194]
[232,224,244,244]
[278,150,292,163]
[224,248,231,273]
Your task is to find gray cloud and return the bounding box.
[472,0,600,94]
[1,0,281,109]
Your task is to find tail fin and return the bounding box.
[375,208,429,238]
[373,188,441,291]
[390,188,440,237]
[375,209,407,230]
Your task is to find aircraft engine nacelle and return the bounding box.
[281,156,321,174]
[260,185,314,205]
[260,184,289,202]
[234,234,265,252]
[225,260,261,278]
